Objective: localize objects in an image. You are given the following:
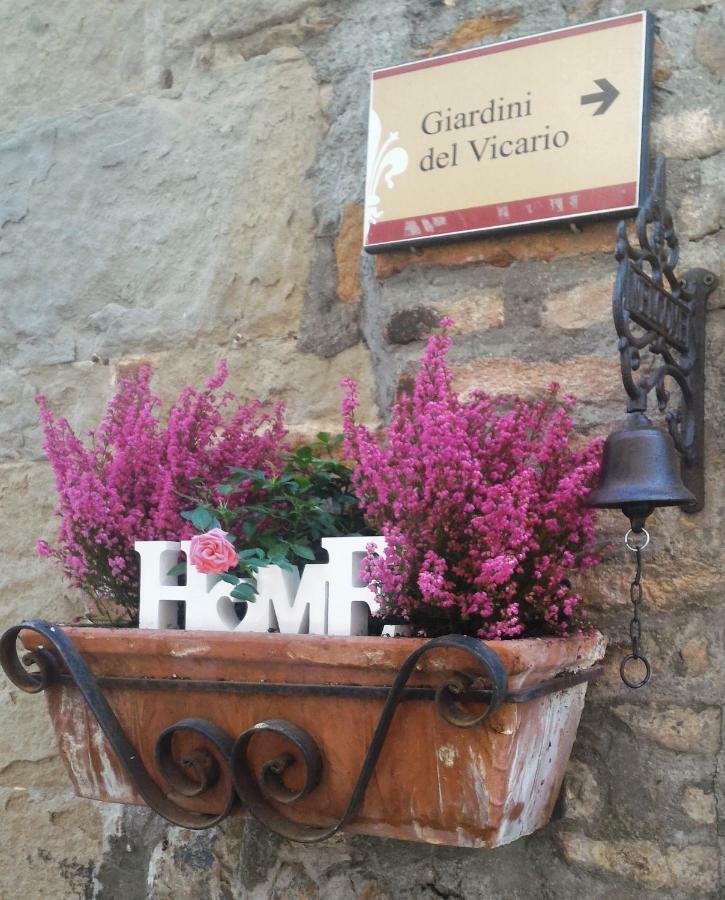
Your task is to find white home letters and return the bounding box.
[135,536,385,636]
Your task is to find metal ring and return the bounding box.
[620,654,651,689]
[624,527,650,551]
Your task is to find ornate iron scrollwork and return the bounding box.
[0,620,238,829]
[0,620,601,841]
[612,154,718,510]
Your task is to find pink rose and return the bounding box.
[189,528,237,575]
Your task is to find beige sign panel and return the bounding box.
[365,12,653,250]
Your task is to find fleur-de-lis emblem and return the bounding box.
[365,110,409,226]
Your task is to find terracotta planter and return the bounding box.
[7,624,605,848]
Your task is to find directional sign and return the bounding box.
[364,12,653,251]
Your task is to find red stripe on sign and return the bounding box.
[365,182,637,247]
[373,13,644,80]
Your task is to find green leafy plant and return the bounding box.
[179,433,371,602]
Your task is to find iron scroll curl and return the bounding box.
[0,620,237,829]
[229,633,508,842]
[0,621,509,839]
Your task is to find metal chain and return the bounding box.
[621,529,652,688]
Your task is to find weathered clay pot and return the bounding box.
[19,627,605,848]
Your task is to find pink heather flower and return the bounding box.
[342,328,602,639]
[36,362,288,623]
[189,528,238,575]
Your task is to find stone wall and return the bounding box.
[1,0,723,897]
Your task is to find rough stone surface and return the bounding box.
[559,835,719,893]
[450,357,622,404]
[0,1,147,132]
[653,35,674,82]
[541,278,613,330]
[694,7,725,75]
[0,46,323,367]
[335,202,364,305]
[374,221,616,279]
[420,12,520,55]
[0,788,104,900]
[610,704,722,755]
[562,759,603,822]
[0,0,723,897]
[681,785,718,825]
[1,363,116,462]
[120,340,380,438]
[652,107,725,160]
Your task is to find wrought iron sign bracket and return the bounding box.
[609,154,718,514]
[676,266,714,510]
[588,155,719,688]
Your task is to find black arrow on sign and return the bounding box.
[580,78,620,116]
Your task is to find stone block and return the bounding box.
[335,203,364,304]
[0,756,69,791]
[420,12,519,55]
[449,356,622,404]
[611,703,721,755]
[541,278,612,330]
[145,827,228,900]
[226,338,381,436]
[695,10,725,75]
[222,6,340,64]
[0,460,82,778]
[0,1,146,131]
[560,834,719,893]
[0,461,80,622]
[1,335,76,370]
[297,236,363,358]
[386,307,440,345]
[0,789,103,899]
[0,684,62,778]
[0,463,93,800]
[682,785,717,825]
[678,190,722,242]
[653,36,673,82]
[379,259,507,336]
[642,560,723,611]
[441,291,505,333]
[163,0,320,48]
[0,361,115,462]
[676,638,711,675]
[383,291,504,345]
[115,339,380,439]
[652,107,725,160]
[0,368,40,461]
[374,222,616,279]
[562,759,603,822]
[0,48,323,366]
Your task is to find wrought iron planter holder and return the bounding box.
[1,621,604,848]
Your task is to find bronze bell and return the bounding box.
[587,412,695,528]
